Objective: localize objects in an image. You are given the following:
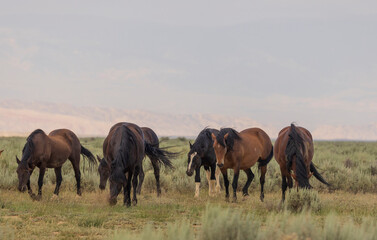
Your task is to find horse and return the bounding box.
[186,128,221,198]
[97,126,169,196]
[211,127,273,202]
[0,150,3,157]
[16,129,96,200]
[102,122,175,206]
[274,123,330,201]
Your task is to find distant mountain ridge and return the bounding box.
[0,100,376,140]
[0,100,274,137]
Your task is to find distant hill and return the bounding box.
[0,100,376,140]
[0,100,275,138]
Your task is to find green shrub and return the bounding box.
[285,189,321,213]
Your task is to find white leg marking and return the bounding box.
[215,166,221,193]
[195,182,200,198]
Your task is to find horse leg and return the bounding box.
[53,167,63,196]
[70,157,82,196]
[242,168,254,197]
[209,165,216,196]
[215,166,221,193]
[27,168,35,197]
[124,170,133,207]
[35,167,46,201]
[222,169,229,201]
[132,166,140,206]
[281,176,288,202]
[259,165,267,202]
[136,164,144,195]
[151,158,161,197]
[194,167,201,198]
[204,166,212,196]
[231,169,240,202]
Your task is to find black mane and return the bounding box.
[285,123,310,188]
[216,128,241,151]
[190,128,218,153]
[21,129,45,163]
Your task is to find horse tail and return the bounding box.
[80,145,97,170]
[144,142,177,169]
[258,146,273,168]
[286,124,311,188]
[310,162,330,186]
[110,125,138,182]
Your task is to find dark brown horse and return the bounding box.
[16,129,96,200]
[211,128,273,202]
[103,122,174,206]
[274,123,329,201]
[97,126,167,196]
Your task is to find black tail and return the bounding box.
[258,146,274,168]
[80,145,97,170]
[144,142,177,169]
[286,124,311,189]
[310,162,330,186]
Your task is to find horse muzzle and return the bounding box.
[217,163,224,168]
[186,170,194,177]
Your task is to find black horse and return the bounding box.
[186,128,221,198]
[97,126,167,196]
[102,122,174,206]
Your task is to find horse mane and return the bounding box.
[285,123,311,188]
[21,129,45,164]
[216,128,241,151]
[110,125,140,183]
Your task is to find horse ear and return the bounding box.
[0,150,3,156]
[211,133,216,142]
[189,141,193,149]
[223,133,229,145]
[16,155,20,164]
[224,133,229,140]
[96,155,102,163]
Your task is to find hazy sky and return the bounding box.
[1,1,377,130]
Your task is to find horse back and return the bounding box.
[141,127,159,146]
[48,129,81,159]
[239,128,273,157]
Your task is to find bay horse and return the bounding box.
[16,129,96,200]
[211,128,273,202]
[102,122,174,206]
[186,128,221,198]
[97,126,170,196]
[274,123,329,201]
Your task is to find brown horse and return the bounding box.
[97,125,168,196]
[103,122,174,206]
[274,124,329,201]
[16,129,96,200]
[211,128,273,202]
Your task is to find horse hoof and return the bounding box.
[77,190,82,196]
[34,194,42,201]
[132,199,137,206]
[260,193,264,202]
[232,197,237,203]
[109,198,117,206]
[243,192,249,197]
[50,194,59,201]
